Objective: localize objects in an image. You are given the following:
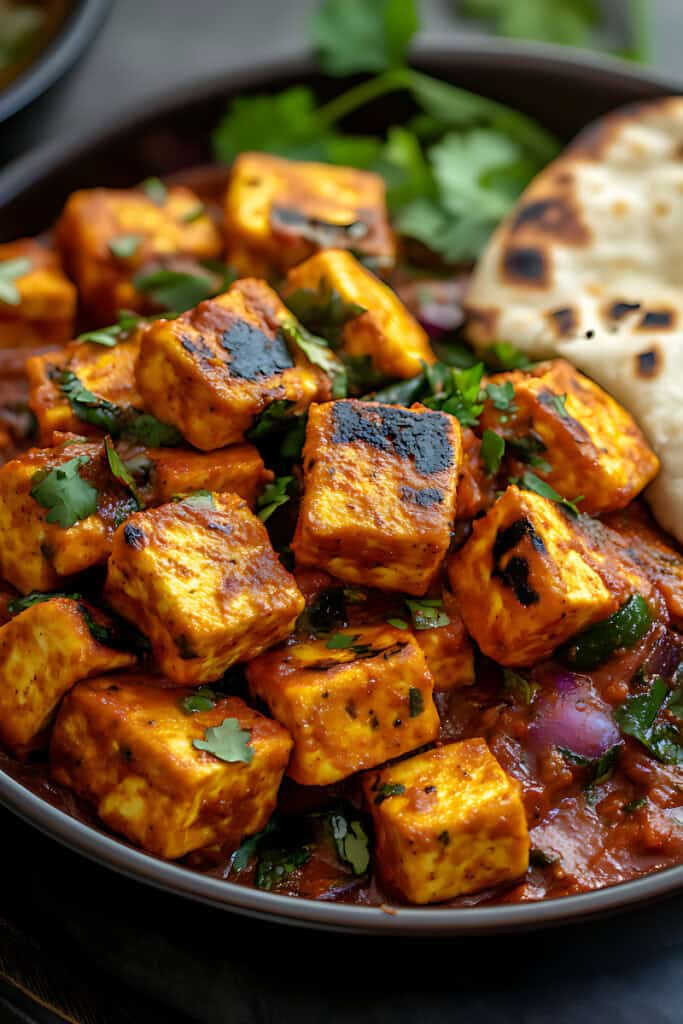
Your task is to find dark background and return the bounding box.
[1,2,683,1021]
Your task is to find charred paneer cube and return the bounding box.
[104,492,304,684]
[26,329,143,444]
[135,278,327,450]
[480,359,659,514]
[51,677,292,858]
[224,152,395,277]
[56,186,222,322]
[283,250,434,380]
[127,443,272,508]
[0,439,138,594]
[292,400,461,595]
[364,740,529,904]
[0,598,135,756]
[448,485,651,666]
[247,624,439,785]
[411,589,475,692]
[0,239,76,348]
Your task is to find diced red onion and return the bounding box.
[528,672,621,759]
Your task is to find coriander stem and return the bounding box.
[316,68,412,127]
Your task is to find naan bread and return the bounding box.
[466,96,683,358]
[558,328,683,544]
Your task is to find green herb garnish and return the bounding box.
[0,257,31,305]
[328,811,371,875]
[108,234,142,259]
[141,177,168,205]
[104,436,143,508]
[257,475,294,522]
[192,718,254,763]
[77,310,144,347]
[481,428,505,475]
[374,782,406,805]
[30,456,98,528]
[615,676,683,766]
[281,320,347,398]
[181,687,217,714]
[516,471,582,516]
[405,598,450,630]
[408,686,424,717]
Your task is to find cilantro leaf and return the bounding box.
[77,310,144,347]
[104,437,143,508]
[484,342,534,371]
[508,434,551,473]
[212,86,325,164]
[59,370,181,446]
[502,669,537,706]
[485,380,516,412]
[192,717,254,763]
[481,428,505,475]
[516,471,582,516]
[374,782,405,804]
[257,475,294,522]
[256,845,312,890]
[30,456,98,528]
[328,811,371,875]
[408,686,425,717]
[247,399,296,440]
[8,590,83,616]
[133,268,217,313]
[141,177,168,205]
[0,257,32,305]
[386,617,409,630]
[327,632,359,650]
[180,490,214,509]
[405,598,450,630]
[280,320,347,398]
[312,0,418,75]
[545,392,570,419]
[285,280,366,348]
[126,413,182,447]
[182,203,205,223]
[423,362,485,427]
[108,235,142,259]
[615,676,683,766]
[181,687,217,714]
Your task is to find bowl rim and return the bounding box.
[1,38,682,933]
[0,0,112,124]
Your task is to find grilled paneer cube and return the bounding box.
[0,598,135,755]
[0,240,76,349]
[128,444,272,508]
[56,186,222,322]
[364,740,529,904]
[105,492,304,684]
[604,505,683,629]
[224,152,395,277]
[26,330,143,444]
[449,485,651,666]
[0,439,138,594]
[480,359,659,514]
[283,250,434,380]
[247,625,439,785]
[412,590,475,692]
[136,279,326,450]
[293,400,461,595]
[51,677,292,858]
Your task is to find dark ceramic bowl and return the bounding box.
[0,40,682,934]
[0,0,111,125]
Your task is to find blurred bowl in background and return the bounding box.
[0,0,110,125]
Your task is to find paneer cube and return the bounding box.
[247,624,438,785]
[224,152,395,277]
[0,439,139,593]
[480,359,659,514]
[0,598,135,755]
[0,239,76,348]
[26,330,143,444]
[363,739,529,904]
[604,505,683,629]
[283,250,434,380]
[413,589,475,692]
[292,400,461,595]
[104,492,304,684]
[135,278,327,450]
[128,443,272,508]
[448,485,649,666]
[50,677,292,858]
[56,186,222,322]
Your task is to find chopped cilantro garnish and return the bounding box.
[516,470,582,516]
[285,279,366,348]
[247,399,296,440]
[141,177,167,205]
[386,617,409,630]
[485,380,516,412]
[502,669,537,706]
[257,475,294,522]
[328,811,371,875]
[405,598,450,631]
[408,687,424,717]
[108,234,142,259]
[374,782,406,805]
[481,428,505,475]
[30,456,98,528]
[182,203,205,223]
[192,717,254,763]
[0,257,32,305]
[547,392,570,419]
[280,320,347,398]
[8,590,83,616]
[77,310,144,347]
[615,676,683,766]
[104,436,143,508]
[59,370,181,446]
[327,632,359,650]
[181,687,217,714]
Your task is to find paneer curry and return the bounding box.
[0,149,681,910]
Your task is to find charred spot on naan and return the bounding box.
[638,309,676,331]
[634,346,663,379]
[502,246,550,289]
[511,193,590,247]
[548,307,578,337]
[607,300,642,323]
